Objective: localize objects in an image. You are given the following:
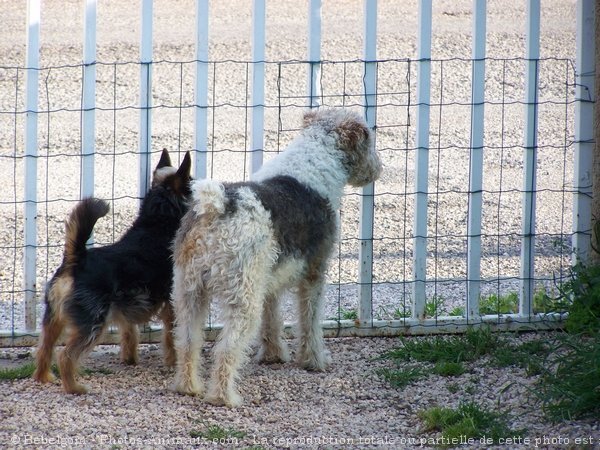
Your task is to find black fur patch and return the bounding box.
[224,176,337,264]
[67,183,189,324]
[44,159,191,334]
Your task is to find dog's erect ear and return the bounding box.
[165,151,192,196]
[176,151,192,180]
[156,148,173,170]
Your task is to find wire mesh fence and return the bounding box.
[0,53,576,342]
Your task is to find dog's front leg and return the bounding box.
[257,293,290,364]
[296,276,331,371]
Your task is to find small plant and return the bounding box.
[533,288,557,313]
[492,338,550,376]
[381,326,501,365]
[561,263,600,334]
[479,292,518,315]
[419,401,525,446]
[433,361,465,377]
[376,367,425,388]
[535,331,600,421]
[446,382,460,394]
[328,307,358,321]
[378,327,501,389]
[449,306,465,316]
[190,424,246,441]
[393,307,411,319]
[340,308,358,320]
[0,362,36,380]
[530,260,600,420]
[425,295,446,318]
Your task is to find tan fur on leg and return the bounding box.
[117,320,139,366]
[33,315,64,383]
[58,329,103,395]
[160,302,176,368]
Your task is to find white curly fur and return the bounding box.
[170,108,382,407]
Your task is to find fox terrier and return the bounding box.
[170,108,382,407]
[33,149,192,394]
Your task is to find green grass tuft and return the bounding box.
[491,338,550,376]
[328,307,358,321]
[449,306,465,317]
[382,326,501,365]
[419,401,524,446]
[375,367,425,388]
[425,295,446,318]
[0,362,36,380]
[190,424,245,440]
[536,331,600,421]
[433,361,465,377]
[479,292,518,315]
[562,263,600,334]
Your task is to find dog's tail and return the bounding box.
[191,179,226,219]
[63,198,110,267]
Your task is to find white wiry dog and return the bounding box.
[170,108,382,407]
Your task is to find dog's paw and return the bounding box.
[121,353,139,366]
[33,369,56,384]
[64,382,90,395]
[205,390,243,408]
[170,379,204,397]
[297,348,331,372]
[257,343,290,365]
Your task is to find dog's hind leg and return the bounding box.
[160,301,176,368]
[117,319,139,366]
[296,275,330,371]
[257,293,289,364]
[206,284,265,408]
[171,268,209,396]
[58,323,106,394]
[33,306,64,383]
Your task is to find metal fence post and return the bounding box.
[358,0,377,326]
[24,0,40,332]
[139,0,153,198]
[250,0,265,174]
[307,0,321,109]
[519,0,540,318]
[412,0,432,320]
[195,0,209,180]
[81,0,96,201]
[466,0,486,319]
[573,0,595,264]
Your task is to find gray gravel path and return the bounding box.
[0,334,598,449]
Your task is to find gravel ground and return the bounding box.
[0,334,598,450]
[0,1,595,448]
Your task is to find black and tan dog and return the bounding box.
[33,149,192,394]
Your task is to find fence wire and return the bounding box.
[0,56,576,339]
